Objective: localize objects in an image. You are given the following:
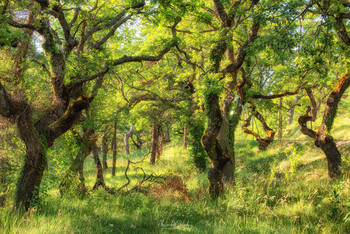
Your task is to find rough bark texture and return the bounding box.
[201,93,225,198]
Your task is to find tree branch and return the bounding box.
[252,90,299,99]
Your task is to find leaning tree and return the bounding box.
[0,0,178,209]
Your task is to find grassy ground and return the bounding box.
[1,137,350,233]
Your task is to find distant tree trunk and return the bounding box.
[183,124,188,149]
[131,132,143,149]
[124,124,134,155]
[299,72,349,178]
[278,97,283,140]
[150,122,163,164]
[91,142,113,194]
[164,125,171,143]
[112,120,117,176]
[287,95,303,126]
[92,143,104,189]
[59,129,97,195]
[102,130,109,169]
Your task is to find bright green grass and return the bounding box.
[1,138,350,233]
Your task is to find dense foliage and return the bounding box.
[0,0,350,232]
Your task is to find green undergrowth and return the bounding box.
[1,139,350,233]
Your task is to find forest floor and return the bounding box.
[1,127,350,233]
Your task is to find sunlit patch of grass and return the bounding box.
[2,129,350,233]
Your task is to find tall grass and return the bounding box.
[1,137,350,233]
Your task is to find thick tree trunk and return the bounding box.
[14,105,47,209]
[124,124,133,155]
[316,135,341,178]
[15,150,46,209]
[112,121,117,176]
[202,93,226,198]
[102,130,108,169]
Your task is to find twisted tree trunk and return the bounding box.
[298,71,349,178]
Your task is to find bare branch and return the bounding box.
[109,67,130,104]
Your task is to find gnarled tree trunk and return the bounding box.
[202,93,226,198]
[299,72,349,178]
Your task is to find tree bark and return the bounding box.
[102,130,109,169]
[183,124,188,149]
[91,142,112,193]
[201,93,226,198]
[278,98,283,140]
[124,124,134,155]
[150,122,163,164]
[112,120,117,176]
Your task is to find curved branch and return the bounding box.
[298,106,316,138]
